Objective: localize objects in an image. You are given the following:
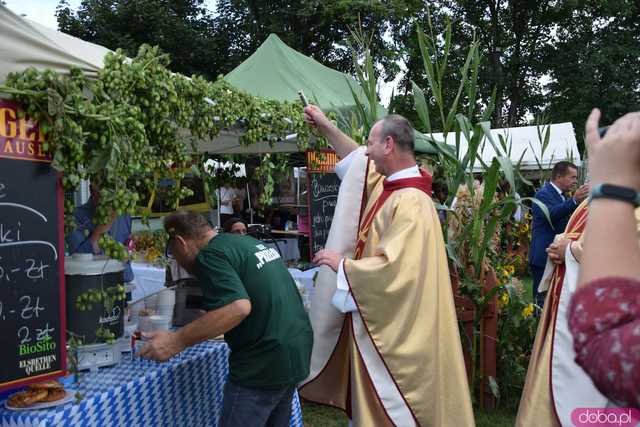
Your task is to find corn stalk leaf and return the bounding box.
[520,196,554,230]
[412,80,432,133]
[444,41,477,132]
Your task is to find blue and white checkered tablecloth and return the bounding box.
[0,341,303,427]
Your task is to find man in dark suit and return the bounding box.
[529,161,589,308]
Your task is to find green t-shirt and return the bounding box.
[193,233,313,388]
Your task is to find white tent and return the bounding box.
[424,122,581,171]
[0,6,110,84]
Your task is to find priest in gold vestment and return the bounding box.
[298,105,474,427]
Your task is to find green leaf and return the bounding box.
[416,25,442,121]
[445,242,463,270]
[87,147,111,173]
[412,81,431,133]
[482,282,505,306]
[480,121,505,157]
[456,114,473,143]
[467,38,481,118]
[488,376,500,400]
[444,41,477,132]
[479,159,499,216]
[496,156,516,195]
[51,149,65,171]
[482,88,497,122]
[521,196,555,230]
[47,88,64,116]
[499,200,517,220]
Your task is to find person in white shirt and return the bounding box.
[217,185,236,225]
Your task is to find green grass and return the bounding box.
[301,402,347,427]
[301,402,516,426]
[475,408,516,427]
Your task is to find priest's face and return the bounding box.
[366,122,389,175]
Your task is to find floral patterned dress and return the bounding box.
[568,277,640,407]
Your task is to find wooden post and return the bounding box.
[479,267,498,410]
[450,269,475,383]
[451,265,498,411]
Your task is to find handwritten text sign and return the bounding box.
[0,99,65,391]
[307,150,340,258]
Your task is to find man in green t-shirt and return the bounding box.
[139,210,313,427]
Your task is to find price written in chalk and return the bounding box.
[0,103,65,389]
[0,257,51,282]
[0,295,46,322]
[308,173,339,257]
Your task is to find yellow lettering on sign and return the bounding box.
[18,117,38,142]
[15,141,25,154]
[4,139,14,153]
[0,108,17,138]
[28,142,35,156]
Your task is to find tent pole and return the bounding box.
[217,188,221,229]
[247,183,253,224]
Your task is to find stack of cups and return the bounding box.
[150,315,172,332]
[145,293,160,312]
[138,311,154,333]
[157,289,175,323]
[129,300,146,325]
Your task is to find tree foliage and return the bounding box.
[392,0,640,133]
[56,0,640,135]
[56,0,224,79]
[544,0,640,134]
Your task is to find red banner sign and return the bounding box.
[306,149,337,173]
[0,100,51,162]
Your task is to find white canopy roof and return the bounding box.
[425,122,581,171]
[0,5,110,85]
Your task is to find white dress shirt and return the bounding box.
[549,181,565,201]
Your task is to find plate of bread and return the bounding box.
[5,380,73,410]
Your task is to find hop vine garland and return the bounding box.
[0,45,318,259]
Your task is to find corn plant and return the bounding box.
[345,11,553,406]
[411,9,551,405]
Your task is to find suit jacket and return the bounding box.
[529,182,579,268]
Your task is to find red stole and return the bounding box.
[353,169,432,260]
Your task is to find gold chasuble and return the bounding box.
[300,155,474,427]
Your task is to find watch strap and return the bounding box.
[590,183,640,207]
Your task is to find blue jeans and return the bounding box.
[219,381,295,427]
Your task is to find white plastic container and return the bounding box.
[158,289,176,305]
[150,315,172,331]
[157,304,175,317]
[145,293,160,311]
[138,313,154,333]
[129,300,146,324]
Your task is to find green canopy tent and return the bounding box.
[224,33,436,154]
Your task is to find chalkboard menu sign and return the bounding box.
[0,99,66,391]
[306,150,339,258]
